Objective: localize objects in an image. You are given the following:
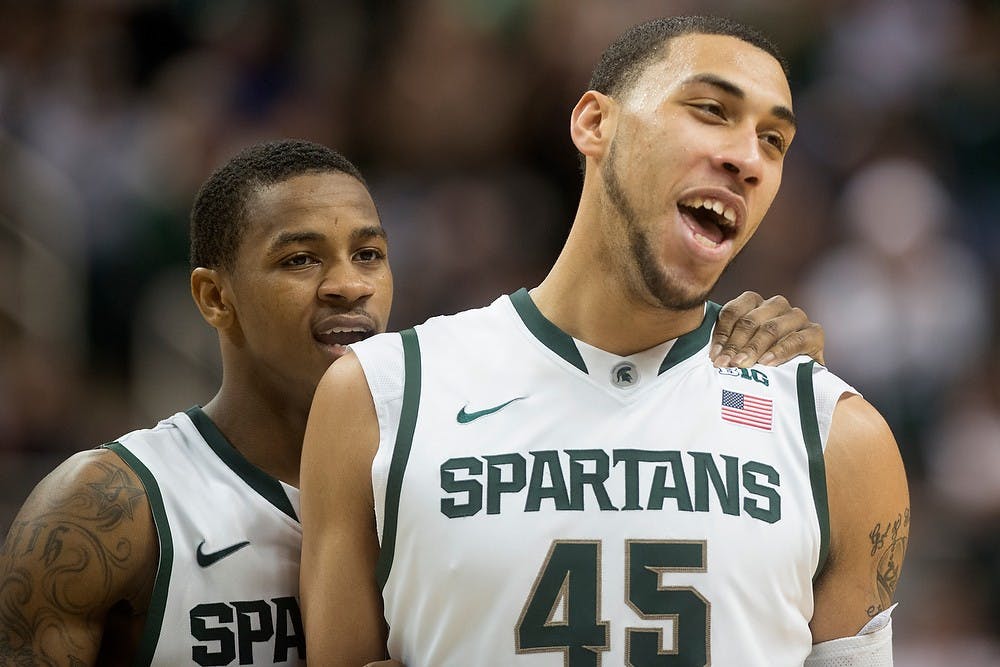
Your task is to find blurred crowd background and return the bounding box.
[0,0,997,662]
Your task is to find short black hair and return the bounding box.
[588,15,789,100]
[190,139,369,271]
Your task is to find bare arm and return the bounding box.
[810,395,909,642]
[300,352,388,665]
[712,291,825,367]
[0,448,156,666]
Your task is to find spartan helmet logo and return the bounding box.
[611,361,638,388]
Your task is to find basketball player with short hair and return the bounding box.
[0,140,392,666]
[299,16,908,667]
[0,136,822,666]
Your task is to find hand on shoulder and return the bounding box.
[712,291,825,368]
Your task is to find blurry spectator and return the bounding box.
[800,157,991,477]
[924,347,1000,631]
[373,168,562,329]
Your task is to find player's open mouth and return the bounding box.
[677,196,739,249]
[314,327,374,347]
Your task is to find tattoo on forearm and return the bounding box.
[866,507,909,617]
[0,458,147,663]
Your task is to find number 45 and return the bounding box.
[515,540,710,666]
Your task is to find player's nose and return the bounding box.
[317,261,374,304]
[714,126,764,186]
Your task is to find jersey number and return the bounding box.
[516,540,709,666]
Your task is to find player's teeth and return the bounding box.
[693,232,720,249]
[680,197,738,227]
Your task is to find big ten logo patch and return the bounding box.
[718,366,769,387]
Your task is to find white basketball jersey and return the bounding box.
[352,290,856,667]
[106,407,305,666]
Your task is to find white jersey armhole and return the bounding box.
[351,334,406,544]
[811,362,861,448]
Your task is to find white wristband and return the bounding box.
[804,605,897,666]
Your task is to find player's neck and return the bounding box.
[534,228,705,355]
[531,272,705,357]
[201,386,305,486]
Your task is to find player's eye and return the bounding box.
[691,101,726,119]
[281,253,316,267]
[354,248,385,263]
[761,132,787,154]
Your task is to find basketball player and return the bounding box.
[299,16,908,667]
[0,141,393,665]
[0,137,822,666]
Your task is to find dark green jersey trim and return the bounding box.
[658,301,722,375]
[797,361,831,579]
[510,289,721,376]
[509,288,588,373]
[376,329,422,591]
[104,441,172,667]
[185,406,298,522]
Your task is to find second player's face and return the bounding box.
[602,33,795,310]
[225,171,392,399]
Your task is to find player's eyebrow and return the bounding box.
[682,73,796,129]
[268,225,387,252]
[268,230,324,252]
[352,225,388,242]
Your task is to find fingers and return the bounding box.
[741,316,825,367]
[713,293,794,366]
[711,290,764,362]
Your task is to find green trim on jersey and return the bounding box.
[376,328,423,591]
[509,288,588,373]
[796,361,830,579]
[185,406,298,522]
[511,289,721,377]
[658,301,722,375]
[104,441,172,667]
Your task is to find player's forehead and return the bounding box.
[243,171,382,247]
[252,171,377,221]
[631,32,792,109]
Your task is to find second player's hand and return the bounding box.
[711,291,825,368]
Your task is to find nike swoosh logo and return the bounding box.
[196,540,250,567]
[457,397,526,424]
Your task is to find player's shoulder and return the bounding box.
[36,411,200,512]
[112,409,189,448]
[27,446,148,514]
[4,444,159,623]
[424,293,513,331]
[766,354,837,375]
[753,355,857,391]
[353,293,513,357]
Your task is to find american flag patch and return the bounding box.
[721,389,773,431]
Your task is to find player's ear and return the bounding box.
[570,90,616,161]
[191,267,234,330]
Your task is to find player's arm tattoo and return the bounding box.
[866,507,909,617]
[0,456,148,665]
